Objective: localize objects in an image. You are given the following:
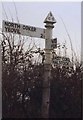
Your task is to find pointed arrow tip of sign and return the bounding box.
[44,11,56,24]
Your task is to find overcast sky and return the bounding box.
[1,1,81,61]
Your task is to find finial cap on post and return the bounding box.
[44,11,56,24]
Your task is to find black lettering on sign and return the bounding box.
[15,23,20,29]
[5,27,20,34]
[40,34,43,38]
[23,25,26,29]
[11,23,14,27]
[5,21,10,26]
[4,21,20,29]
[5,27,8,32]
[23,25,36,32]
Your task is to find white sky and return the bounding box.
[0,1,81,61]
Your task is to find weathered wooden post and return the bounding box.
[41,12,56,118]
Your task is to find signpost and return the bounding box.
[2,11,56,118]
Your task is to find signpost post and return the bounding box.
[2,11,56,118]
[41,12,56,118]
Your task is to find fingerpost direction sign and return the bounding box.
[2,20,45,39]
